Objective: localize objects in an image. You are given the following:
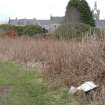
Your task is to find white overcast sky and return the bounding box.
[0,0,104,23]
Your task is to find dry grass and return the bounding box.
[0,36,105,104]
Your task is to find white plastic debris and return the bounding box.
[77,81,97,92]
[69,81,97,94]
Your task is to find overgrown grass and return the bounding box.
[0,36,105,105]
[0,62,72,105]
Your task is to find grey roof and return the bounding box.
[50,16,64,24]
[38,17,64,26]
[9,18,39,26]
[38,20,50,27]
[96,20,105,28]
[8,17,105,30]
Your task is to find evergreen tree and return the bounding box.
[79,0,95,26]
[55,0,95,39]
[64,0,81,24]
[65,0,95,26]
[66,0,79,9]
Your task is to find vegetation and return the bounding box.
[55,0,95,39]
[0,1,104,105]
[79,0,95,26]
[15,25,47,36]
[65,0,95,26]
[0,62,71,105]
[55,23,94,40]
[0,24,47,36]
[0,35,105,105]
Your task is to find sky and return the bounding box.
[0,0,104,23]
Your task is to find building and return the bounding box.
[38,16,64,32]
[8,18,39,26]
[8,16,64,32]
[92,1,105,28]
[8,2,105,32]
[92,1,100,21]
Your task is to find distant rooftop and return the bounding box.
[9,18,39,26]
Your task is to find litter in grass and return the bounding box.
[69,81,97,94]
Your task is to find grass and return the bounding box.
[0,62,72,105]
[0,36,105,105]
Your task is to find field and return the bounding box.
[0,36,105,105]
[0,62,72,105]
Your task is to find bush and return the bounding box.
[55,23,95,40]
[16,25,45,36]
[0,24,15,31]
[0,24,47,36]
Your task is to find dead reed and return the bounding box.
[0,36,105,104]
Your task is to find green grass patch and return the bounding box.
[0,62,72,105]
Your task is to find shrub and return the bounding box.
[0,24,15,31]
[55,23,96,40]
[0,24,47,36]
[17,25,45,36]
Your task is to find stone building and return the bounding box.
[8,18,39,26]
[92,1,105,28]
[8,2,105,32]
[8,16,64,32]
[92,1,100,21]
[42,16,64,32]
